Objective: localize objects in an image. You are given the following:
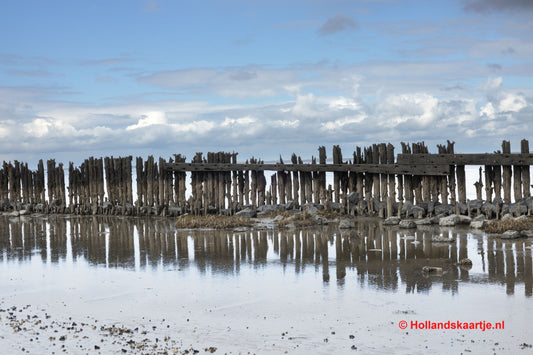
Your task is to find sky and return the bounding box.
[1,0,533,166]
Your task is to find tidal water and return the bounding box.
[1,215,532,354]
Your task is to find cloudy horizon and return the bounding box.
[1,0,532,167]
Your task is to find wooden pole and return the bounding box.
[521,139,530,198]
[501,140,512,203]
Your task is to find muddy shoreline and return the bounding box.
[1,215,532,354]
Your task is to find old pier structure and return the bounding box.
[1,140,533,218]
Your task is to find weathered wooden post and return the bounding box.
[379,143,387,202]
[372,144,380,204]
[364,146,373,214]
[291,154,299,204]
[484,165,494,202]
[333,145,341,203]
[232,153,238,212]
[271,173,277,205]
[512,141,522,201]
[436,144,448,204]
[400,142,413,204]
[318,147,327,205]
[521,139,530,198]
[502,140,512,203]
[474,167,483,200]
[386,143,395,218]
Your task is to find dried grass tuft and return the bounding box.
[484,218,533,234]
[175,215,253,229]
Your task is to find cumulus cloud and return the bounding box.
[317,15,359,36]
[0,67,531,165]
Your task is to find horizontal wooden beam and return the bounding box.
[397,153,533,166]
[164,162,450,175]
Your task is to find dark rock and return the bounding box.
[481,202,498,217]
[285,200,296,210]
[422,266,442,273]
[313,214,328,225]
[347,192,359,205]
[327,202,343,212]
[411,206,425,218]
[399,220,417,229]
[509,203,528,216]
[257,204,281,213]
[236,208,256,218]
[417,202,429,213]
[492,198,504,207]
[339,219,355,229]
[501,204,510,216]
[434,204,454,216]
[468,199,483,210]
[520,230,533,238]
[383,216,401,225]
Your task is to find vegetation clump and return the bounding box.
[277,211,316,228]
[484,217,533,234]
[175,214,253,229]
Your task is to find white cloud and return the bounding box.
[480,76,503,91]
[480,102,496,119]
[321,115,366,131]
[378,93,438,127]
[499,93,527,112]
[126,111,167,130]
[0,72,531,164]
[221,116,257,127]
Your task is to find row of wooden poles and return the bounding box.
[0,140,531,215]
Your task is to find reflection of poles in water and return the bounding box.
[485,237,533,297]
[505,242,516,295]
[336,232,346,283]
[495,239,505,284]
[3,217,532,296]
[317,234,329,282]
[280,232,287,262]
[457,231,469,281]
[525,242,532,297]
[295,230,302,273]
[516,241,525,295]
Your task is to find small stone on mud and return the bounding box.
[422,266,443,274]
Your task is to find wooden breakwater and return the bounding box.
[1,139,533,218]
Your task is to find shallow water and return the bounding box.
[1,215,532,354]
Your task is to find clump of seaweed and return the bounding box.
[175,215,253,229]
[484,217,533,234]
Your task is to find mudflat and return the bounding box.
[1,215,532,354]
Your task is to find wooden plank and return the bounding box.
[397,153,533,166]
[165,162,449,175]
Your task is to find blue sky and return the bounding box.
[1,0,533,165]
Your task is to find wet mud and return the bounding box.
[1,215,532,354]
